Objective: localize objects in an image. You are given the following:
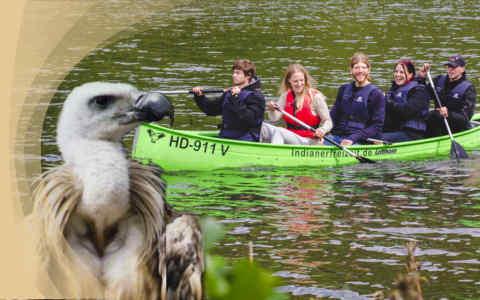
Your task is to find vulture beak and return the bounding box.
[122,92,175,126]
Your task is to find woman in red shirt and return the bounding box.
[261,64,332,144]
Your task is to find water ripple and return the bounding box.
[279,285,369,299]
[369,227,480,238]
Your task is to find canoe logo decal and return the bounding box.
[147,129,165,143]
[354,96,364,102]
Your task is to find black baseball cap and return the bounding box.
[444,54,466,67]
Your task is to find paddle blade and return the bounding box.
[450,141,468,160]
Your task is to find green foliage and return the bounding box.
[201,218,288,300]
[202,217,226,251]
[460,219,480,228]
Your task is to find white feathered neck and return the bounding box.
[56,82,141,230]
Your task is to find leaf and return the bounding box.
[205,255,230,298]
[225,260,285,300]
[201,217,225,251]
[460,219,480,228]
[202,217,288,300]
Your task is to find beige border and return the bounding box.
[2,0,192,296]
[0,1,33,296]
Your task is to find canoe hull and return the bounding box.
[132,114,480,171]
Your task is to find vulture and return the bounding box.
[31,82,203,299]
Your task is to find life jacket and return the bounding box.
[436,75,473,118]
[337,82,377,131]
[283,90,321,138]
[387,80,428,132]
[220,89,263,141]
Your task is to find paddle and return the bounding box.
[149,88,224,95]
[426,71,468,160]
[274,106,376,164]
[366,138,393,145]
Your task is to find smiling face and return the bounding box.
[351,62,370,86]
[447,65,465,81]
[232,68,251,87]
[288,71,306,95]
[393,64,413,86]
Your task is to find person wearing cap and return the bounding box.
[417,54,477,137]
[260,63,332,145]
[327,52,385,145]
[191,59,266,141]
[382,59,430,142]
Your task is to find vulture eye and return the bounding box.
[90,95,117,109]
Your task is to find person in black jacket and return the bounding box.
[417,54,477,137]
[191,59,265,141]
[383,59,430,142]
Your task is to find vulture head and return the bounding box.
[57,82,173,155]
[32,82,202,300]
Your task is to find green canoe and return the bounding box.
[132,113,480,171]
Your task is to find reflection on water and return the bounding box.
[164,159,480,298]
[36,0,480,298]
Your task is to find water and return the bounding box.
[164,160,480,298]
[39,1,480,298]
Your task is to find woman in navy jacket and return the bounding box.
[383,59,430,142]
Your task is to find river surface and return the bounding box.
[39,1,480,298]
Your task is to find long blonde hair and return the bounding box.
[350,52,372,82]
[279,63,317,110]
